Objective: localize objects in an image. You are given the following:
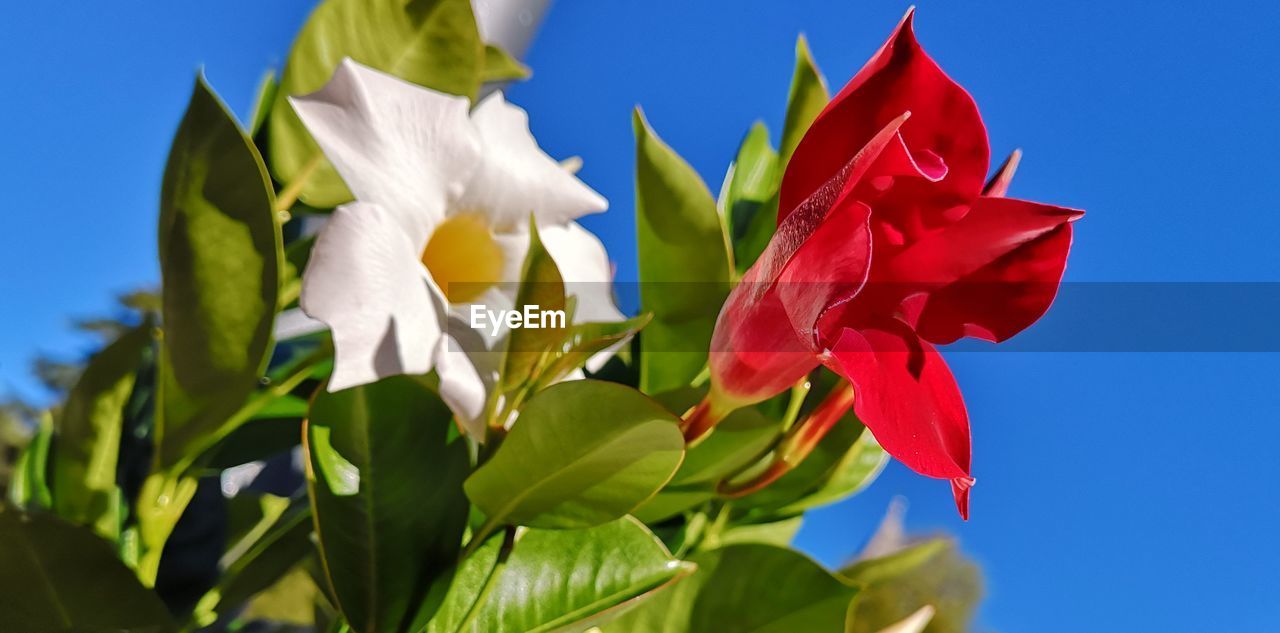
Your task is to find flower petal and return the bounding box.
[778,9,988,229]
[885,196,1083,344]
[290,59,481,248]
[461,92,607,229]
[301,202,441,391]
[825,325,973,518]
[540,222,627,372]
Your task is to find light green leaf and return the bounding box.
[52,321,152,539]
[633,108,731,394]
[502,221,567,392]
[7,412,53,510]
[269,0,486,207]
[481,43,531,83]
[0,504,175,632]
[713,515,804,549]
[607,543,856,633]
[156,76,282,473]
[841,540,982,633]
[532,314,652,389]
[465,380,684,529]
[304,376,471,633]
[737,35,830,269]
[772,425,886,515]
[721,122,781,274]
[779,34,829,168]
[249,70,279,137]
[425,518,691,633]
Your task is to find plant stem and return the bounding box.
[273,153,322,214]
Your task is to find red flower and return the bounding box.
[701,10,1082,518]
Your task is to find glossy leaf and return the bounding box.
[607,543,857,632]
[52,321,152,539]
[481,43,531,83]
[426,518,691,632]
[304,376,470,633]
[841,540,981,633]
[156,77,281,473]
[269,0,485,206]
[633,108,731,394]
[465,380,684,529]
[0,504,175,632]
[772,425,887,515]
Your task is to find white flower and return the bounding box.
[291,59,624,435]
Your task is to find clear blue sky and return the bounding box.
[3,2,1278,630]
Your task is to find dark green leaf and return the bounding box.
[305,376,470,633]
[607,543,856,632]
[0,504,175,632]
[530,314,653,391]
[52,321,152,539]
[269,0,486,206]
[481,43,531,82]
[156,77,282,473]
[425,518,690,633]
[633,108,731,394]
[465,380,684,529]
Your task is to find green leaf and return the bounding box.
[779,34,829,168]
[304,376,470,633]
[7,412,53,510]
[737,35,830,269]
[502,221,567,392]
[721,122,781,274]
[529,314,653,391]
[249,70,279,137]
[465,380,684,529]
[194,497,314,627]
[156,76,282,473]
[607,543,856,632]
[841,540,982,633]
[772,425,886,515]
[713,515,804,549]
[425,518,691,633]
[633,108,732,394]
[481,43,531,82]
[0,504,175,632]
[52,321,152,539]
[269,0,486,207]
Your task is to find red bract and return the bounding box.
[705,9,1083,518]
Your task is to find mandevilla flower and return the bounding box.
[292,59,623,436]
[693,10,1083,518]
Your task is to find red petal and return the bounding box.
[886,196,1083,344]
[779,9,988,229]
[824,325,973,517]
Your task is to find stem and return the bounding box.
[453,526,517,633]
[718,380,856,498]
[460,515,503,562]
[273,153,322,214]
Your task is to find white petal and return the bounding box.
[460,92,607,229]
[540,222,627,371]
[301,202,440,391]
[273,307,327,341]
[541,222,625,324]
[290,59,482,249]
[875,606,936,633]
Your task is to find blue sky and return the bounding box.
[3,2,1279,630]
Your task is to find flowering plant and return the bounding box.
[0,4,1076,633]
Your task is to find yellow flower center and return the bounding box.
[421,214,504,304]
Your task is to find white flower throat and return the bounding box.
[421,213,504,303]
